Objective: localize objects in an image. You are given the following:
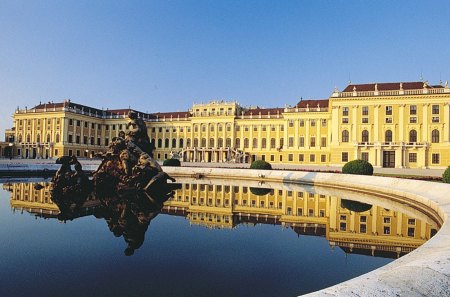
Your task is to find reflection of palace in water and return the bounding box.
[7,181,437,258]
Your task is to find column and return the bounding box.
[399,104,405,142]
[331,106,339,145]
[294,120,299,147]
[444,103,450,142]
[352,106,358,142]
[373,105,380,143]
[422,103,429,142]
[305,119,310,148]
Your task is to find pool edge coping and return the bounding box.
[163,166,450,297]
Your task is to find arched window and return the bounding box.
[218,124,223,132]
[18,134,23,142]
[209,138,214,147]
[432,129,440,143]
[165,138,169,148]
[262,138,267,148]
[201,138,206,147]
[36,134,40,143]
[46,134,51,143]
[179,138,184,148]
[385,130,392,143]
[193,139,198,147]
[218,138,223,147]
[225,138,231,147]
[270,138,276,149]
[55,134,60,143]
[235,138,240,148]
[194,125,199,132]
[27,134,31,143]
[158,139,162,148]
[210,125,214,132]
[341,130,349,143]
[409,130,417,143]
[186,138,191,147]
[201,125,206,132]
[172,138,177,148]
[244,138,249,148]
[252,138,258,148]
[361,130,369,143]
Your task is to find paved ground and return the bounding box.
[0,158,445,177]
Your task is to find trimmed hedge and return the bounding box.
[163,158,181,167]
[443,166,450,183]
[250,187,272,196]
[341,199,372,213]
[250,160,272,170]
[342,159,373,175]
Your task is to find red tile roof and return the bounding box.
[342,81,441,92]
[295,99,329,108]
[243,107,284,116]
[152,111,191,119]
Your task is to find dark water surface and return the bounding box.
[0,180,437,297]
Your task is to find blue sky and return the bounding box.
[1,0,450,134]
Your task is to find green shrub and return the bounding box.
[443,166,450,183]
[163,158,181,167]
[341,199,372,212]
[250,187,272,196]
[342,159,373,175]
[250,160,272,170]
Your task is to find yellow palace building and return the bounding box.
[7,80,450,169]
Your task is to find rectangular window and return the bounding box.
[410,117,417,123]
[340,222,347,231]
[342,118,349,124]
[362,106,369,116]
[299,154,304,162]
[385,117,393,123]
[361,152,369,162]
[383,226,391,235]
[288,137,294,147]
[310,120,316,127]
[410,105,417,115]
[383,217,391,224]
[432,153,440,164]
[299,119,304,127]
[408,219,416,225]
[310,137,315,147]
[407,227,415,237]
[68,135,73,143]
[309,154,315,162]
[270,155,275,162]
[341,152,348,162]
[321,119,327,127]
[69,119,73,125]
[299,136,305,147]
[68,149,73,156]
[362,118,368,123]
[279,155,283,162]
[360,216,367,223]
[342,107,349,116]
[386,106,392,115]
[76,136,80,144]
[432,104,440,114]
[432,116,440,123]
[409,153,417,163]
[321,154,326,162]
[84,122,88,128]
[288,120,294,127]
[288,154,293,162]
[321,137,327,147]
[360,224,367,233]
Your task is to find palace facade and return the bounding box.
[7,80,450,168]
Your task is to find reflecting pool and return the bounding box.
[0,179,439,297]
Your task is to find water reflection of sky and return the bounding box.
[0,180,435,297]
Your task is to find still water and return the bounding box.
[0,179,438,297]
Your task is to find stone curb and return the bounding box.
[163,166,450,297]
